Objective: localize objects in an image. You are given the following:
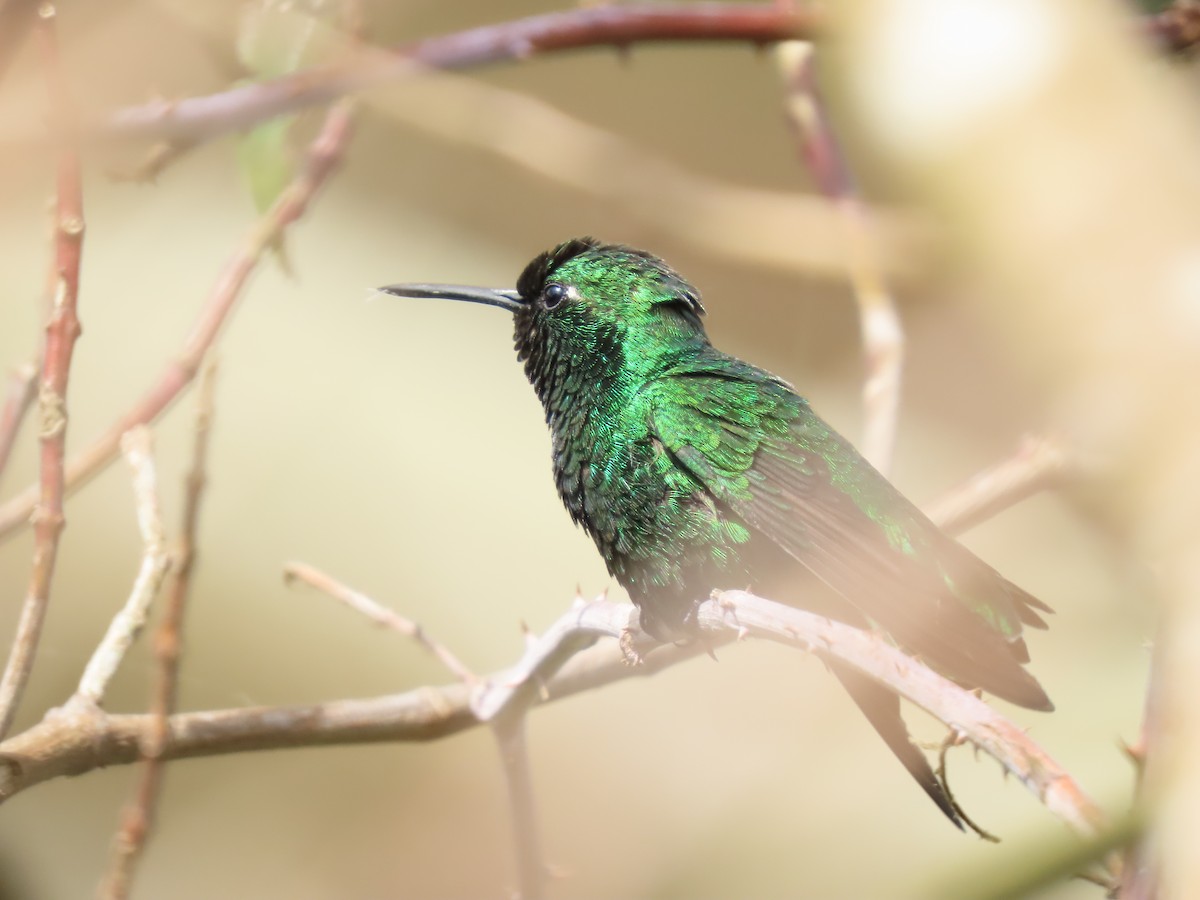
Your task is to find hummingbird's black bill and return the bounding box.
[379,283,524,313]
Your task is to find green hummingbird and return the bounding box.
[382,237,1052,827]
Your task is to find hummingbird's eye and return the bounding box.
[542,283,567,309]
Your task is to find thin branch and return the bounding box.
[494,714,544,900]
[0,3,85,741]
[72,428,170,708]
[97,361,217,900]
[1118,609,1165,900]
[0,100,355,545]
[283,561,477,684]
[91,4,822,146]
[0,363,37,484]
[922,435,1070,534]
[775,41,904,473]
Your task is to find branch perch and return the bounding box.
[0,593,1102,837]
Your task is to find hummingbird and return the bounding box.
[382,237,1052,827]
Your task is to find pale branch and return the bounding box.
[72,428,170,708]
[775,41,904,474]
[0,362,37,484]
[922,435,1070,535]
[493,714,544,900]
[92,4,822,146]
[0,632,700,801]
[284,559,542,895]
[98,362,217,900]
[0,3,86,741]
[0,436,1069,801]
[283,561,476,684]
[0,101,355,545]
[0,594,1103,838]
[1118,614,1165,900]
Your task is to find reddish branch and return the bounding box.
[0,4,85,741]
[0,102,354,543]
[99,4,821,145]
[923,435,1069,534]
[54,3,1193,149]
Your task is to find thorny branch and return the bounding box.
[0,101,355,544]
[0,3,85,741]
[0,592,1103,837]
[0,439,1085,818]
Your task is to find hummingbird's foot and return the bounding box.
[619,627,644,666]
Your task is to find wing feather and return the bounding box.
[647,362,1052,711]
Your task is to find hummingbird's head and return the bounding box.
[510,237,707,368]
[381,238,711,402]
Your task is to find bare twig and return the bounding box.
[923,435,1070,534]
[97,362,217,900]
[494,714,544,900]
[73,428,170,708]
[0,101,355,544]
[1118,614,1164,900]
[107,139,201,185]
[90,4,821,146]
[283,561,476,684]
[0,363,37,484]
[0,3,85,741]
[776,41,904,473]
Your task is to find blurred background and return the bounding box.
[0,0,1174,897]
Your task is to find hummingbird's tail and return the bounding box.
[825,658,964,829]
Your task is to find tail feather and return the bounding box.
[826,658,963,830]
